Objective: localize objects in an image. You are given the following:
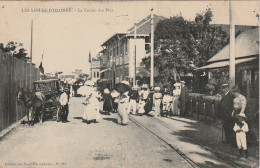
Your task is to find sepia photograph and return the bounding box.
[0,1,259,167]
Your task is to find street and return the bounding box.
[0,97,192,168]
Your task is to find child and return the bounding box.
[233,113,249,158]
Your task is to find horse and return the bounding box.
[17,88,45,126]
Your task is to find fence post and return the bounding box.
[196,101,199,120]
[204,102,206,121]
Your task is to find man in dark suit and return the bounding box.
[179,81,189,117]
[219,84,236,146]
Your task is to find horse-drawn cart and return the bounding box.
[33,79,63,121]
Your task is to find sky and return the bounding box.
[0,1,258,74]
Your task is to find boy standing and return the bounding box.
[233,113,249,158]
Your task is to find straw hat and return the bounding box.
[230,85,240,93]
[132,85,138,90]
[141,84,148,89]
[104,88,110,94]
[180,81,185,84]
[154,87,160,91]
[174,83,181,87]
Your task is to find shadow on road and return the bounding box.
[73,117,82,120]
[103,118,118,124]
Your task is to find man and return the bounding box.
[127,85,139,115]
[59,88,69,123]
[220,83,236,146]
[179,81,189,117]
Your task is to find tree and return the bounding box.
[0,41,29,61]
[142,8,229,87]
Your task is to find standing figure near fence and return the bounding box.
[153,87,162,117]
[220,83,236,145]
[233,113,249,158]
[179,81,189,117]
[103,88,113,115]
[128,85,139,115]
[172,83,181,116]
[230,85,247,117]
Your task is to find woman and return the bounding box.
[116,92,129,126]
[82,91,101,124]
[231,85,247,118]
[103,88,113,115]
[172,83,181,115]
[138,84,149,115]
[153,87,162,117]
[144,87,154,115]
[111,89,119,113]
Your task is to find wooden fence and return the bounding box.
[0,51,40,132]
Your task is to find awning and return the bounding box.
[100,68,111,73]
[196,57,257,70]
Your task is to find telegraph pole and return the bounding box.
[134,23,137,85]
[229,0,235,89]
[150,8,154,88]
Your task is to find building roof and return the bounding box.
[101,33,127,47]
[208,28,259,63]
[128,14,166,35]
[196,57,257,70]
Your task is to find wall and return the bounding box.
[0,51,40,132]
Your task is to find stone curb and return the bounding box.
[0,116,27,141]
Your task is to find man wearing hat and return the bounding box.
[138,84,149,115]
[127,85,139,115]
[220,83,236,145]
[59,87,70,123]
[179,81,189,117]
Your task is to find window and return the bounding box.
[125,39,128,52]
[97,72,99,78]
[93,72,96,78]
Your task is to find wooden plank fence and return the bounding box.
[0,50,40,132]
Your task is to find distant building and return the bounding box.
[90,57,101,82]
[99,14,165,87]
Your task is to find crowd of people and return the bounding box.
[59,80,250,159]
[79,80,190,126]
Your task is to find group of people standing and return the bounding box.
[220,84,249,158]
[100,80,190,125]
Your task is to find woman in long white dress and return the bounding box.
[172,83,181,115]
[116,92,129,126]
[82,91,101,124]
[153,87,162,117]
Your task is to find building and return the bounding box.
[197,27,259,100]
[99,14,166,87]
[90,57,101,82]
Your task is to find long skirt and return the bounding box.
[103,99,113,112]
[83,104,101,121]
[172,96,180,115]
[154,99,162,116]
[138,100,146,114]
[117,102,129,125]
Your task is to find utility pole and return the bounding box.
[150,8,154,88]
[29,19,33,90]
[134,23,137,85]
[229,0,235,89]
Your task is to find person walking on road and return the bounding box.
[138,84,149,115]
[153,87,162,117]
[111,89,119,113]
[82,91,101,124]
[179,81,189,117]
[233,113,249,158]
[219,83,236,145]
[127,85,139,115]
[103,88,113,115]
[116,92,129,126]
[144,87,154,115]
